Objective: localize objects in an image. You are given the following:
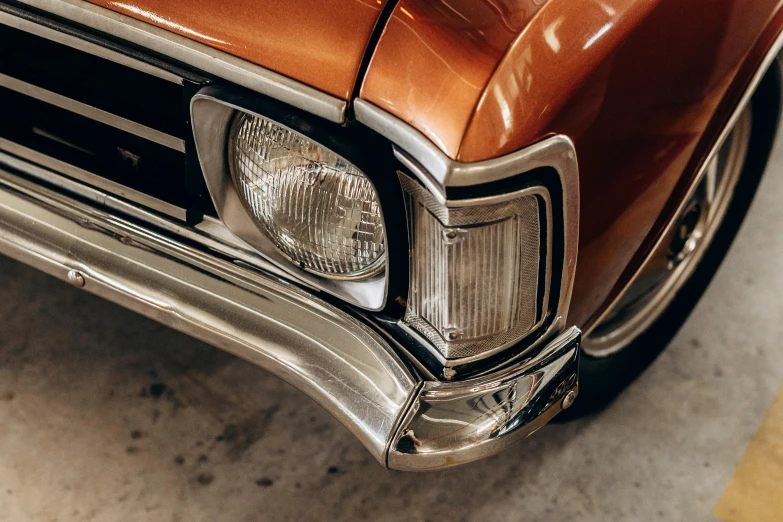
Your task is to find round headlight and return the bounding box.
[228,112,386,279]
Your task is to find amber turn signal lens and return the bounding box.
[229,112,385,279]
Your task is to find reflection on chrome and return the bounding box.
[0,165,416,465]
[387,328,580,470]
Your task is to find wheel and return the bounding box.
[563,62,782,419]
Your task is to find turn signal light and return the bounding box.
[400,174,547,360]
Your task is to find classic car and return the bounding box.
[0,0,779,470]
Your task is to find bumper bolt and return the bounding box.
[67,270,86,288]
[562,390,577,410]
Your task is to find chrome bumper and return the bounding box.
[388,329,579,470]
[0,167,580,471]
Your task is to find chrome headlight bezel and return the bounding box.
[191,87,406,312]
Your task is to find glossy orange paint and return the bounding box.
[564,1,783,327]
[86,0,783,331]
[85,0,389,100]
[363,0,783,328]
[458,0,657,161]
[360,0,548,156]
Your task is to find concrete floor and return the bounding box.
[2,148,783,521]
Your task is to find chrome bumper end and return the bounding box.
[0,166,579,471]
[387,328,579,470]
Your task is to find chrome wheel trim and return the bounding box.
[582,106,753,358]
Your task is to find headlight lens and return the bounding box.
[229,112,386,279]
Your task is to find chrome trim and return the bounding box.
[0,165,417,464]
[0,140,187,220]
[0,160,582,469]
[585,41,783,340]
[354,99,453,190]
[355,99,579,364]
[387,327,580,471]
[355,99,578,190]
[191,89,388,311]
[16,0,347,123]
[0,8,183,84]
[398,172,553,364]
[0,148,301,283]
[0,73,185,152]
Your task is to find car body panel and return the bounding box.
[363,0,783,327]
[82,0,783,328]
[561,0,783,327]
[84,0,389,100]
[581,3,783,328]
[3,0,783,469]
[359,0,549,157]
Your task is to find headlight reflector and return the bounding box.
[229,112,385,279]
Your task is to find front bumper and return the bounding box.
[0,164,580,471]
[388,328,579,470]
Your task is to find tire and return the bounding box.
[560,61,782,420]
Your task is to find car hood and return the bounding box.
[85,0,391,100]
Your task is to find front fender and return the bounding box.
[361,0,783,330]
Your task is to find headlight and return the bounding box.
[228,112,385,279]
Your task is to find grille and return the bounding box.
[0,4,210,221]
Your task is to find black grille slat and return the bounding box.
[0,24,185,139]
[0,86,189,209]
[0,5,213,222]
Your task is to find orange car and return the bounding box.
[0,0,780,470]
